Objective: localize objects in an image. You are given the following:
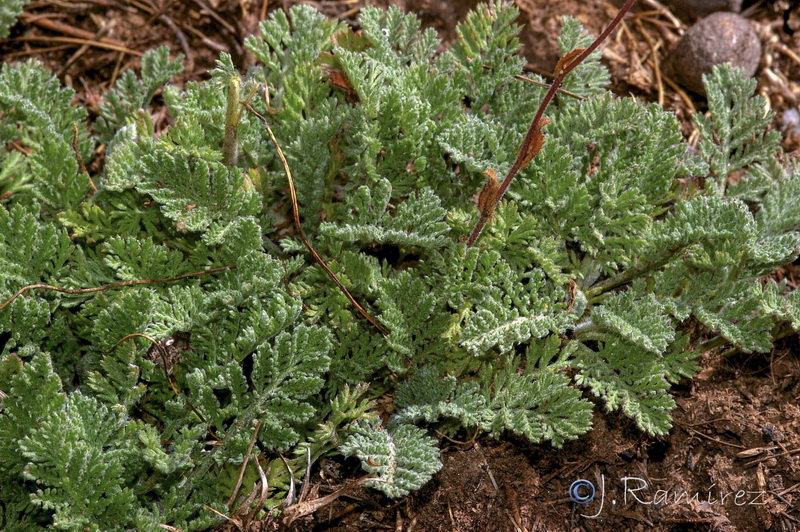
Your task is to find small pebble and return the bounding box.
[779,108,800,150]
[761,424,784,443]
[663,0,742,19]
[782,108,800,130]
[668,12,761,96]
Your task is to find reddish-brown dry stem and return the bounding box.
[466,0,638,247]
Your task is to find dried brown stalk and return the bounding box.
[466,0,638,247]
[227,419,263,508]
[18,12,129,48]
[243,101,389,336]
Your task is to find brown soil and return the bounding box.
[289,341,800,532]
[2,1,800,531]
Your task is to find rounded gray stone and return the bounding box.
[668,12,761,96]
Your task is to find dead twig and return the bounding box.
[18,13,130,48]
[338,6,361,20]
[777,482,800,498]
[745,447,800,468]
[12,35,142,56]
[109,51,126,87]
[159,14,194,72]
[675,421,747,450]
[191,0,237,37]
[474,442,500,494]
[2,44,74,60]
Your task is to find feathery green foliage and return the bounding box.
[2,2,799,529]
[0,0,28,38]
[340,419,442,498]
[0,60,92,210]
[96,46,184,145]
[695,66,781,196]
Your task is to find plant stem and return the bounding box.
[584,243,687,301]
[223,75,241,166]
[466,0,638,247]
[697,335,728,352]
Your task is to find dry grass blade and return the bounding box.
[636,18,665,106]
[481,65,586,100]
[281,474,372,525]
[280,454,296,506]
[56,24,111,77]
[640,0,685,31]
[243,100,390,336]
[513,73,586,100]
[202,505,241,529]
[298,446,313,504]
[12,35,142,56]
[227,420,263,508]
[249,455,270,518]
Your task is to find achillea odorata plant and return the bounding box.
[0,0,29,38]
[1,2,799,530]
